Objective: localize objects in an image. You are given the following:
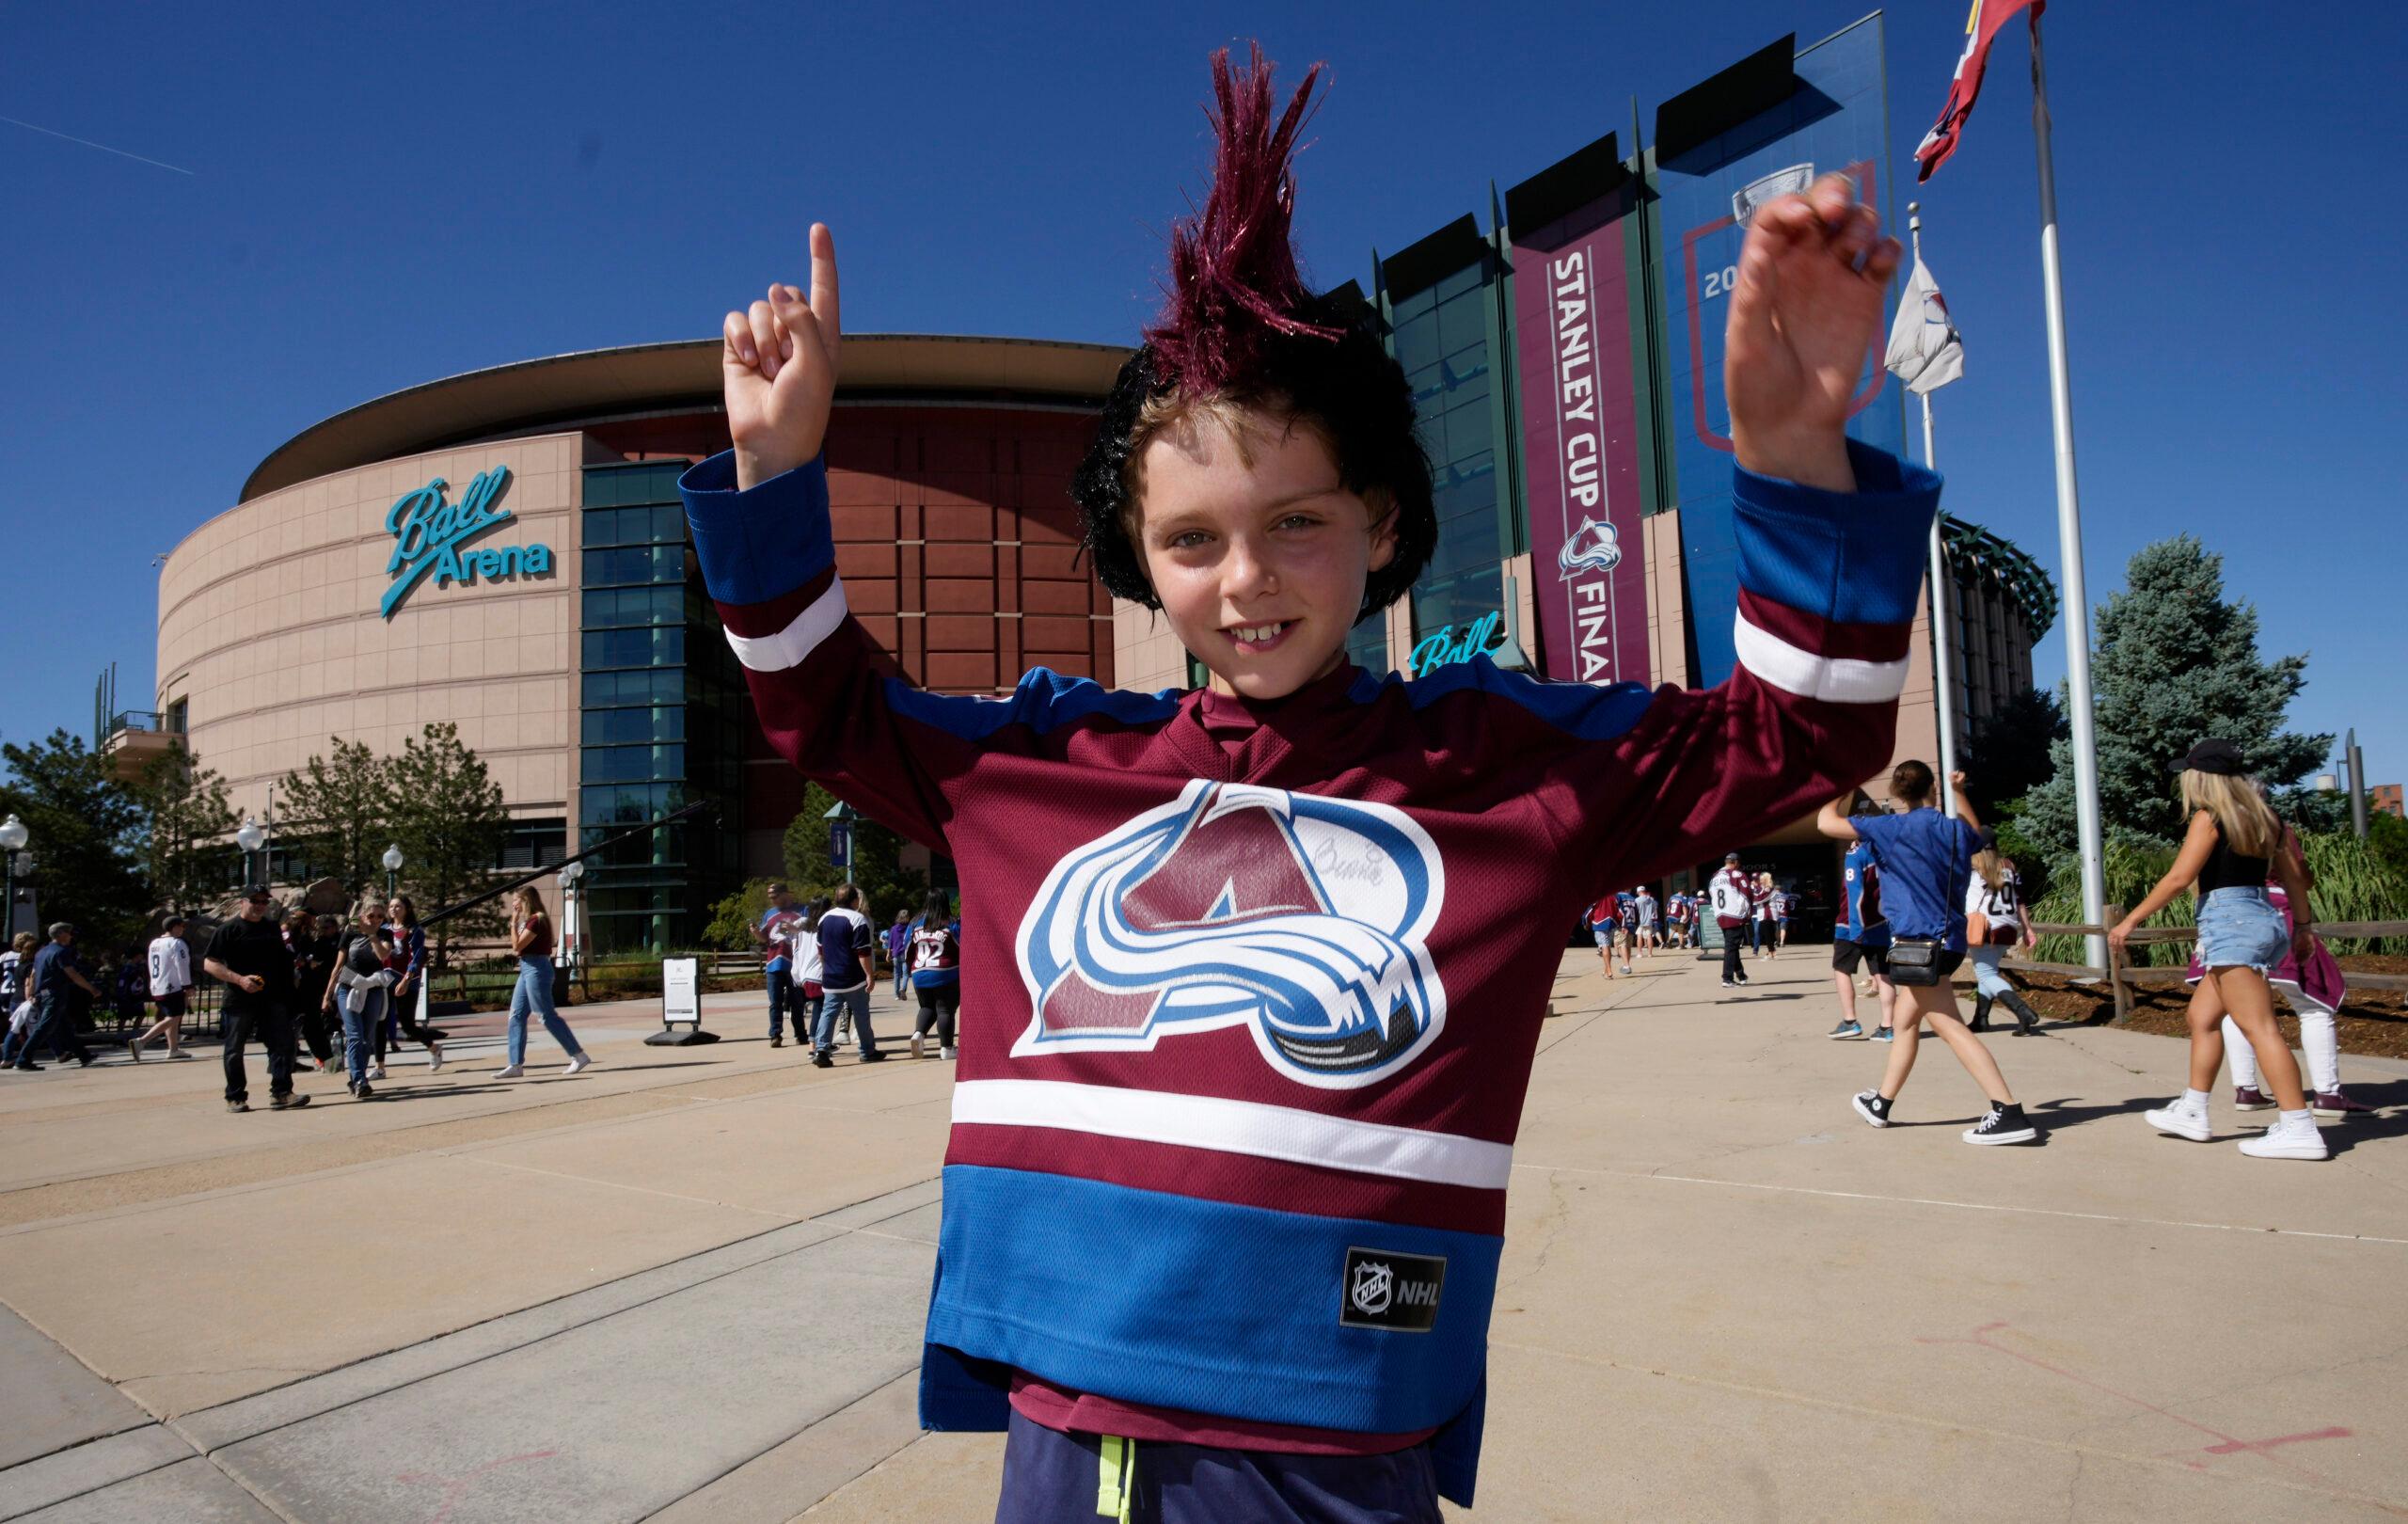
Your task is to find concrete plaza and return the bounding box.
[3,949,2404,1522]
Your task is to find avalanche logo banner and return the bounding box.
[1012,781,1449,1088]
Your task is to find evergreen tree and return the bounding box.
[2021,535,2329,857]
[385,723,510,970]
[1960,687,2065,818]
[779,783,928,927]
[132,744,240,913]
[0,730,147,944]
[279,737,395,900]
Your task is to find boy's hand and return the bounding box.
[724,223,842,491]
[1725,173,1901,493]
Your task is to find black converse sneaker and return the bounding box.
[1963,1101,2037,1146]
[1851,1089,1892,1129]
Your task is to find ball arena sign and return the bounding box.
[379,466,554,619]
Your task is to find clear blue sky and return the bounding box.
[3,2,2399,793]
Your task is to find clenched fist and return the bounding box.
[723,223,843,491]
[1724,173,1902,494]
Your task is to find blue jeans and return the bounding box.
[814,986,871,1056]
[765,969,791,1039]
[10,992,90,1067]
[341,986,382,1085]
[893,961,910,1000]
[508,956,582,1066]
[2196,885,2288,971]
[1969,943,2015,998]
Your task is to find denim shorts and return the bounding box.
[2195,886,2288,971]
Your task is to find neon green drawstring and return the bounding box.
[1095,1434,1136,1522]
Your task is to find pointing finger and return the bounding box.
[809,223,841,361]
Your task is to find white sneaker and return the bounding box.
[2239,1117,2328,1161]
[910,1033,925,1059]
[427,1043,444,1072]
[367,1063,387,1081]
[495,1063,525,1079]
[940,1045,958,1060]
[563,1053,592,1076]
[2144,1100,2212,1142]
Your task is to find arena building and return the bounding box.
[141,19,2053,949]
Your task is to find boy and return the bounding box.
[687,46,1928,1519]
[1826,793,1894,1041]
[1632,885,1659,956]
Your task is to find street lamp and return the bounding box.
[0,814,26,942]
[235,817,265,888]
[558,857,586,1002]
[382,843,404,899]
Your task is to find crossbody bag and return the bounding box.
[1886,937,1946,986]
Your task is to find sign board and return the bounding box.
[381,466,556,618]
[662,957,700,1028]
[829,822,853,870]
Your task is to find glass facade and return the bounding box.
[578,461,744,954]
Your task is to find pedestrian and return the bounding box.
[326,905,396,1099]
[202,887,307,1112]
[908,889,961,1060]
[1585,894,1619,979]
[372,896,445,1077]
[1709,852,1753,988]
[811,883,879,1065]
[2125,739,2327,1160]
[1820,766,2036,1144]
[790,895,830,1064]
[131,915,196,1059]
[0,932,33,1035]
[286,910,341,1072]
[112,951,149,1028]
[686,71,1921,1514]
[887,910,912,1001]
[1633,885,1658,957]
[1775,883,1797,952]
[751,881,802,1047]
[498,886,591,1078]
[1754,871,1780,958]
[1667,890,1694,950]
[1825,792,1893,1042]
[1964,835,2043,1036]
[6,922,98,1070]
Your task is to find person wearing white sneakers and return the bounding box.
[497,887,591,1079]
[2123,739,2325,1161]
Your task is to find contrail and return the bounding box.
[0,114,194,176]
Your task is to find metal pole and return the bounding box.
[2348,729,2369,840]
[1908,204,1959,818]
[2029,18,2108,971]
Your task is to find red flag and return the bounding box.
[1914,0,2045,183]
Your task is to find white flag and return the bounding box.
[1884,255,1964,394]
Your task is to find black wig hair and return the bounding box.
[1071,44,1435,624]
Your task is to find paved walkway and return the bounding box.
[2,954,2404,1521]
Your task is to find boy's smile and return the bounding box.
[1133,406,1396,701]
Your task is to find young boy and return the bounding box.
[687,46,1929,1520]
[1827,793,1894,1041]
[1633,885,1659,956]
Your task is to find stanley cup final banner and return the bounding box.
[1511,191,1646,687]
[1656,16,1906,688]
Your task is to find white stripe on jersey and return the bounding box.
[951,1078,1513,1191]
[1731,612,1908,705]
[724,575,849,673]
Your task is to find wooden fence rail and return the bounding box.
[2003,910,2408,1022]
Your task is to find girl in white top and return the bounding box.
[1961,844,2041,1036]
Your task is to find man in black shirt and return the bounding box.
[203,886,308,1113]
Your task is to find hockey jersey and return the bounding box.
[1707,865,1753,923]
[680,438,1938,1505]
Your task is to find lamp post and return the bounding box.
[382,843,404,900]
[0,814,27,941]
[235,817,266,889]
[558,857,585,1005]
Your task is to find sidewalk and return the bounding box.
[1,953,2402,1521]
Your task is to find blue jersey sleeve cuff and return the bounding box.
[1732,440,1941,627]
[678,450,835,608]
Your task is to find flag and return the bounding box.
[1884,256,1964,394]
[1914,0,2045,183]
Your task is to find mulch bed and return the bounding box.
[1993,955,2408,1060]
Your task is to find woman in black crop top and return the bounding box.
[2115,738,2324,1160]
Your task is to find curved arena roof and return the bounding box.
[241,334,1134,502]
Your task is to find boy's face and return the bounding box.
[1133,409,1395,701]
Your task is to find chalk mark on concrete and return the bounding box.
[395,1447,559,1524]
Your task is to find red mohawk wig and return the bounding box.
[1143,43,1345,397]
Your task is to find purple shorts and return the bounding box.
[992,1409,1440,1524]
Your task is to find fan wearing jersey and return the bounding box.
[909,889,964,1060]
[1825,793,1893,1042]
[690,46,1926,1519]
[133,915,196,1059]
[1964,834,2041,1036]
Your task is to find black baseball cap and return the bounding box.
[2173,738,2246,775]
[242,883,274,901]
[1724,851,1741,863]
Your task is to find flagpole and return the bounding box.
[1907,203,1960,818]
[2028,15,2108,971]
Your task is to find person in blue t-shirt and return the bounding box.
[1818,763,2036,1146]
[1824,790,1895,1043]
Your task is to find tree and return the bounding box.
[279,738,395,901]
[779,782,929,927]
[0,730,146,945]
[1959,687,2065,819]
[132,744,239,913]
[780,782,843,899]
[2021,535,2330,858]
[385,722,510,970]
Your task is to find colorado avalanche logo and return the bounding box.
[1013,781,1448,1088]
[1556,516,1623,579]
